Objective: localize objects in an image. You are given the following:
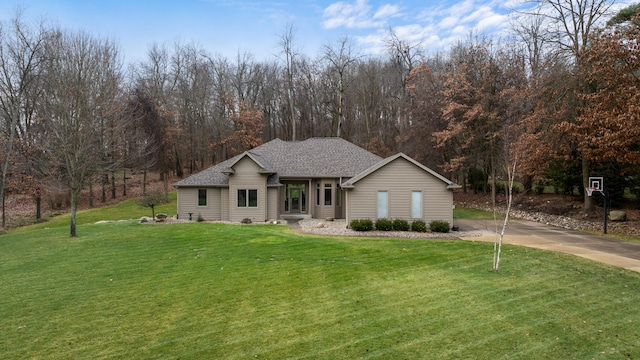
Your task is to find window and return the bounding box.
[324,184,332,206]
[411,191,422,218]
[377,191,388,218]
[237,189,258,208]
[198,189,207,206]
[316,184,320,206]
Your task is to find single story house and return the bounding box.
[173,137,460,225]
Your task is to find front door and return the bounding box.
[289,187,300,213]
[285,184,306,214]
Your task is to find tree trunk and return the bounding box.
[102,173,108,202]
[582,154,594,213]
[70,188,79,237]
[89,182,94,208]
[122,169,127,196]
[143,169,147,196]
[163,173,169,203]
[111,171,116,199]
[491,157,497,210]
[2,193,5,228]
[36,196,41,220]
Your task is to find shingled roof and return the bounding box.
[173,137,383,187]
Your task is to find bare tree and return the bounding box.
[534,0,615,60]
[322,35,360,138]
[0,12,47,227]
[383,28,425,147]
[38,29,123,237]
[277,24,299,141]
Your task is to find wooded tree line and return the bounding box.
[1,1,639,235]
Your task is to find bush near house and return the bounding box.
[392,219,410,231]
[350,219,373,231]
[411,220,427,232]
[430,220,450,233]
[375,218,393,231]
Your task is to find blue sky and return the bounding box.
[0,0,584,64]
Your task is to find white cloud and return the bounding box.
[322,0,382,29]
[439,16,460,28]
[328,0,516,56]
[322,0,403,29]
[476,13,508,30]
[374,4,401,19]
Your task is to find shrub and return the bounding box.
[350,219,373,231]
[429,220,450,233]
[411,220,427,232]
[392,218,410,231]
[197,213,205,222]
[375,218,393,231]
[241,218,252,224]
[494,182,506,195]
[136,191,168,221]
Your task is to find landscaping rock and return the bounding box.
[609,211,627,222]
[139,216,153,223]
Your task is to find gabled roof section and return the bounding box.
[223,151,275,175]
[173,137,383,187]
[341,153,462,189]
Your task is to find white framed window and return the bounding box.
[324,183,332,206]
[238,189,258,208]
[411,191,422,219]
[377,191,388,218]
[198,189,207,206]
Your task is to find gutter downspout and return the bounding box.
[345,189,349,228]
[308,179,312,218]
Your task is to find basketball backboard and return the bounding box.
[587,177,603,196]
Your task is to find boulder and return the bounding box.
[609,210,627,222]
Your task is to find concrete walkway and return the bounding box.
[455,218,640,273]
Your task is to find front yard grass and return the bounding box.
[1,219,639,359]
[454,206,496,219]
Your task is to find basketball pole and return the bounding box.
[588,176,607,235]
[602,188,608,235]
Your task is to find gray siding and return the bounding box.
[177,187,222,221]
[221,188,229,221]
[346,157,453,224]
[267,187,279,221]
[228,156,268,223]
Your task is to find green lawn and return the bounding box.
[1,202,639,358]
[454,206,496,219]
[13,192,177,233]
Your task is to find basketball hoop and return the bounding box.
[587,177,603,197]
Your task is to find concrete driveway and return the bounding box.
[455,218,640,273]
